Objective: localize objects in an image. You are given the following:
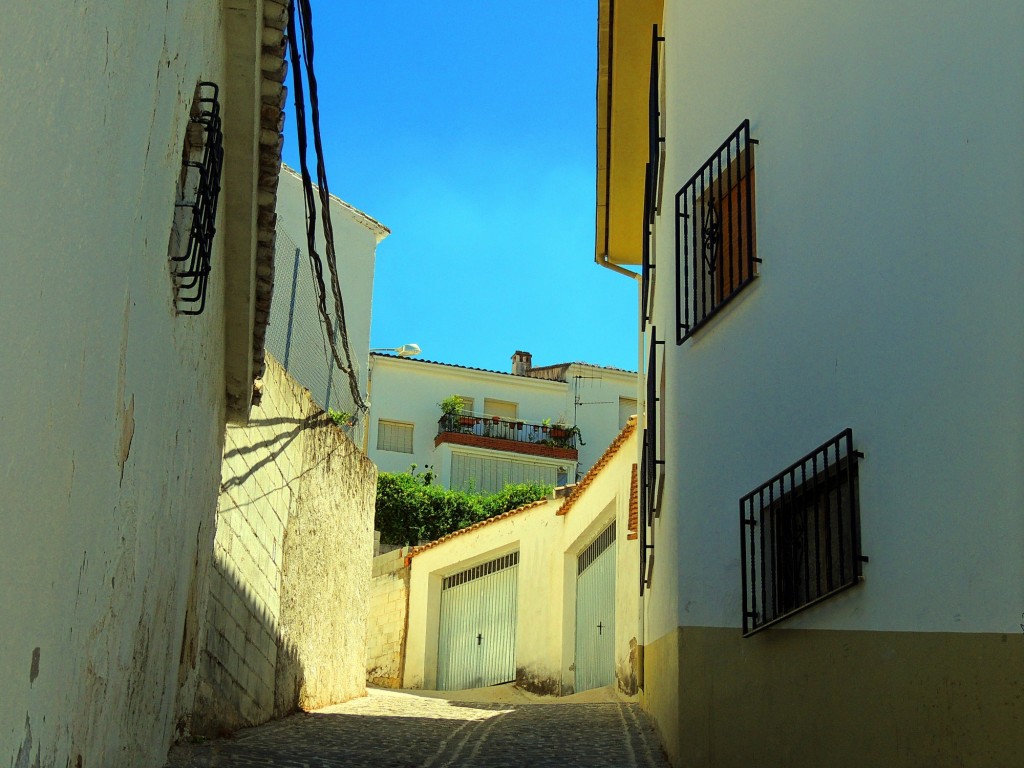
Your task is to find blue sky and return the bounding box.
[280,1,638,374]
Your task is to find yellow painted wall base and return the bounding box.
[642,625,1022,768]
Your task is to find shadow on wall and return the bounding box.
[187,544,308,738]
[181,380,376,745]
[183,412,317,737]
[178,354,378,743]
[219,414,313,493]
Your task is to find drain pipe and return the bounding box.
[595,252,640,280]
[596,251,648,698]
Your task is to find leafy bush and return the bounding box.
[327,408,352,428]
[438,394,465,415]
[375,468,552,546]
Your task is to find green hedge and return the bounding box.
[375,469,552,546]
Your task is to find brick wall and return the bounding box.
[366,548,411,688]
[188,354,375,735]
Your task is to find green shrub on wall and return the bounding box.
[375,467,552,546]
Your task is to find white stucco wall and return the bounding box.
[268,166,387,446]
[0,2,240,766]
[563,364,639,474]
[404,500,563,691]
[645,0,1024,642]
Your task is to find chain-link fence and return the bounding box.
[265,226,364,445]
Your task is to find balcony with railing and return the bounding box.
[434,412,580,460]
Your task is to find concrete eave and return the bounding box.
[595,0,664,268]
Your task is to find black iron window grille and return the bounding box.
[170,81,224,316]
[639,327,664,595]
[740,428,866,637]
[675,119,759,343]
[642,25,665,330]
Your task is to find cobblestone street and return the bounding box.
[165,686,670,767]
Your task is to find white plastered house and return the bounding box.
[597,1,1024,766]
[367,350,638,493]
[401,420,640,695]
[265,165,389,448]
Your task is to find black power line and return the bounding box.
[286,0,366,413]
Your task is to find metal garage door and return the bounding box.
[575,522,616,692]
[436,552,518,690]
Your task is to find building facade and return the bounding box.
[367,351,638,493]
[1,2,286,765]
[400,420,639,696]
[266,165,389,447]
[597,1,1024,766]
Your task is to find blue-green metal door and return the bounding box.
[436,552,518,690]
[575,523,616,692]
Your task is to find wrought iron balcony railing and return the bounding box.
[437,412,581,451]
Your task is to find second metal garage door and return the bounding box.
[436,552,518,690]
[575,522,616,692]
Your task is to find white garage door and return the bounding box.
[436,552,518,690]
[575,522,616,692]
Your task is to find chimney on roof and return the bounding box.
[511,350,532,376]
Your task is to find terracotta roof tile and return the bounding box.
[250,8,287,404]
[557,417,637,517]
[405,498,551,563]
[627,463,639,540]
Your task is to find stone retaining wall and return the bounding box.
[366,548,411,688]
[188,354,376,735]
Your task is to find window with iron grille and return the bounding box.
[675,119,758,343]
[740,428,866,636]
[376,420,413,453]
[169,81,223,316]
[641,25,665,330]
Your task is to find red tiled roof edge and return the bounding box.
[404,498,552,564]
[557,416,637,518]
[250,1,289,405]
[627,463,639,539]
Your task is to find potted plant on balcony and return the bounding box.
[550,421,584,448]
[438,395,465,433]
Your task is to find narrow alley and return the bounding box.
[165,686,670,768]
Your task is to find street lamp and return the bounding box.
[370,343,421,358]
[363,343,421,453]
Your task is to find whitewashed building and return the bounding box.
[598,1,1024,766]
[399,420,639,695]
[367,351,638,493]
[1,2,287,766]
[266,166,389,447]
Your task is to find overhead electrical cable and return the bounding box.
[286,0,367,413]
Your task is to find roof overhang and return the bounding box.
[595,0,663,267]
[222,0,287,421]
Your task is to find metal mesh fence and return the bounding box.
[264,222,364,445]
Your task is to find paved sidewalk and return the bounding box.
[165,686,670,767]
